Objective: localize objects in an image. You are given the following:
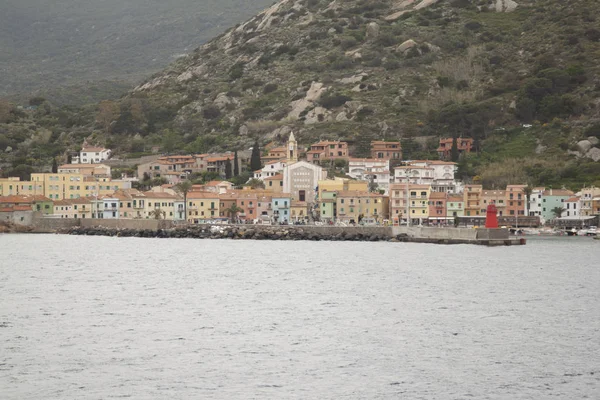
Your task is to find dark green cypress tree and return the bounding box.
[233,150,239,176]
[225,159,233,179]
[450,136,459,162]
[250,139,262,171]
[51,158,58,173]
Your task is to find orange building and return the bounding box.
[306,141,349,163]
[428,191,448,224]
[371,141,402,160]
[505,185,526,217]
[481,189,507,216]
[437,137,474,159]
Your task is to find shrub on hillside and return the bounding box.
[263,83,278,94]
[319,93,351,109]
[202,105,221,120]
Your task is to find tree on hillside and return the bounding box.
[97,100,120,134]
[450,136,459,162]
[250,139,262,171]
[551,206,565,219]
[233,151,239,177]
[225,159,233,179]
[51,158,58,173]
[174,180,193,222]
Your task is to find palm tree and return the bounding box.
[174,180,193,222]
[224,203,244,224]
[149,208,166,220]
[551,206,565,219]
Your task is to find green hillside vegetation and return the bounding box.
[1,0,600,189]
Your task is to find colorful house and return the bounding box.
[336,191,389,224]
[446,195,464,220]
[271,195,291,223]
[371,141,402,160]
[463,184,483,217]
[187,191,220,222]
[436,137,473,160]
[428,191,448,225]
[306,141,349,163]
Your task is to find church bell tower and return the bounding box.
[287,132,298,163]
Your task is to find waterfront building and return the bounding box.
[428,191,448,225]
[580,187,600,216]
[447,195,464,220]
[335,191,389,224]
[562,196,581,218]
[186,191,219,222]
[271,195,291,223]
[528,187,545,218]
[463,184,483,217]
[370,141,402,160]
[539,188,575,223]
[505,185,527,219]
[318,178,368,200]
[319,191,338,222]
[0,195,53,215]
[389,184,430,225]
[481,189,507,216]
[256,195,273,222]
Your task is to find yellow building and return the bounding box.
[29,173,132,200]
[335,191,390,224]
[318,178,369,200]
[264,173,284,193]
[0,177,43,196]
[463,184,483,217]
[408,184,431,224]
[186,191,220,222]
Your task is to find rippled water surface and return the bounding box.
[1,234,599,399]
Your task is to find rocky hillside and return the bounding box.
[2,0,600,189]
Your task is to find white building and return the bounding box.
[283,161,327,204]
[254,160,287,181]
[528,187,545,218]
[562,196,581,218]
[348,158,391,194]
[395,160,458,193]
[101,197,120,219]
[73,147,112,164]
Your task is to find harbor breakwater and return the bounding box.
[52,221,524,246]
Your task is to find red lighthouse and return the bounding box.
[485,203,499,228]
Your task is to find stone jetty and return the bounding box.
[63,225,398,242]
